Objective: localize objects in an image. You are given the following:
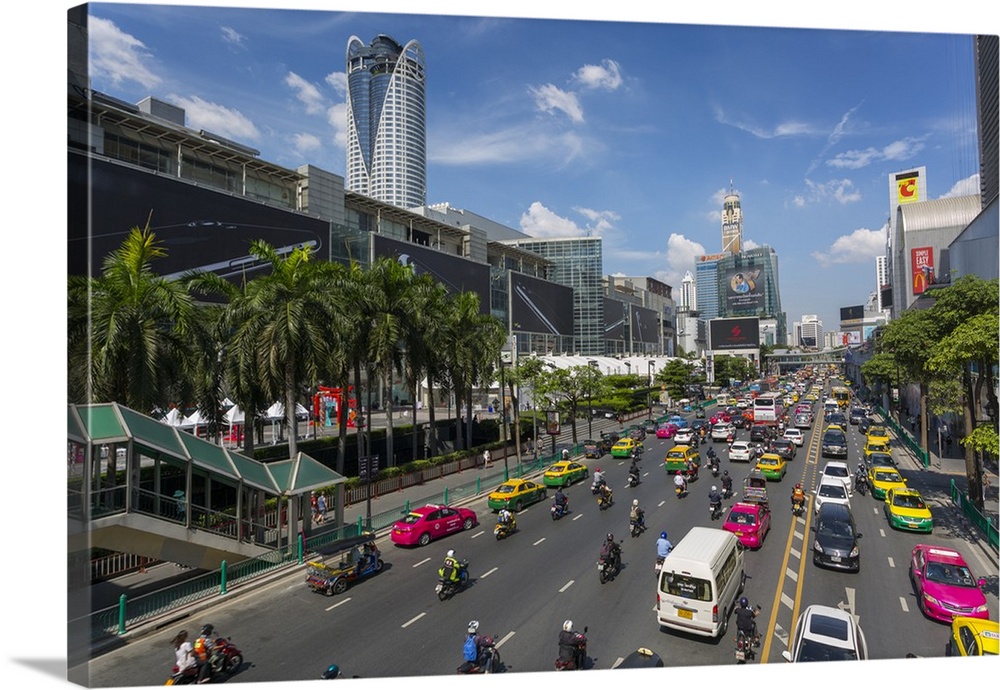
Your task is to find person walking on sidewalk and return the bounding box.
[483,449,492,469]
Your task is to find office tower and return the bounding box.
[721,183,743,254]
[875,255,889,312]
[799,314,822,348]
[695,254,723,320]
[716,246,787,343]
[346,35,427,209]
[680,270,696,311]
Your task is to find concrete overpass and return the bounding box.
[767,348,847,374]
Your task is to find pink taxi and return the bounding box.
[656,423,678,439]
[909,544,989,623]
[722,501,771,549]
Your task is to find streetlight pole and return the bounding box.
[648,360,654,420]
[586,360,599,438]
[499,356,509,481]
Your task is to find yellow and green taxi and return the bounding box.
[864,441,891,462]
[867,425,890,446]
[883,487,933,532]
[542,461,589,488]
[487,479,547,512]
[755,452,787,481]
[663,444,700,473]
[825,423,845,434]
[611,437,642,458]
[868,465,907,499]
[947,616,999,657]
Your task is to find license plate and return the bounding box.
[597,563,604,571]
[735,531,744,537]
[434,584,442,592]
[735,651,745,661]
[830,555,841,562]
[677,609,693,620]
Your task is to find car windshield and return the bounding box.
[400,513,425,525]
[818,484,847,499]
[728,511,757,525]
[867,444,889,452]
[925,562,976,587]
[660,572,713,602]
[817,520,854,539]
[495,484,515,494]
[824,433,846,444]
[797,638,858,662]
[546,465,565,473]
[892,493,925,509]
[874,471,902,483]
[825,466,848,478]
[666,451,686,459]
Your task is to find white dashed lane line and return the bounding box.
[413,558,431,568]
[481,567,498,578]
[471,530,486,539]
[888,557,895,568]
[533,537,546,546]
[402,612,426,628]
[573,514,583,521]
[559,580,575,593]
[900,597,909,613]
[325,597,351,612]
[496,631,515,648]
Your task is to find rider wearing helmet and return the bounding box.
[791,482,806,507]
[656,531,673,559]
[708,485,722,508]
[593,467,605,488]
[462,620,483,669]
[721,469,733,495]
[674,470,687,491]
[629,498,645,530]
[600,533,621,570]
[193,624,216,683]
[497,508,515,529]
[440,549,463,584]
[558,620,587,670]
[735,597,760,646]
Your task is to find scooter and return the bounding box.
[721,482,733,500]
[735,629,756,663]
[629,517,645,538]
[597,487,614,510]
[494,517,516,540]
[590,478,606,495]
[457,635,501,674]
[791,498,805,517]
[551,499,569,520]
[436,561,470,600]
[168,636,244,685]
[710,499,723,521]
[674,480,688,498]
[555,626,588,670]
[626,471,640,488]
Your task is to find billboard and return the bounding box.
[846,331,862,345]
[698,252,728,262]
[68,152,330,282]
[724,267,764,311]
[509,272,574,336]
[911,246,934,295]
[603,298,627,340]
[371,234,491,314]
[709,317,760,350]
[840,305,864,323]
[895,169,924,205]
[863,325,877,341]
[630,304,660,344]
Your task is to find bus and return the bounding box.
[753,393,785,426]
[832,386,851,409]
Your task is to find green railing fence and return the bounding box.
[875,405,929,467]
[950,478,999,551]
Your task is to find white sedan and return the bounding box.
[711,423,735,442]
[729,441,753,462]
[783,428,804,446]
[674,428,694,445]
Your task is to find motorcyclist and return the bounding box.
[439,549,466,585]
[708,485,723,517]
[592,467,606,489]
[656,531,673,561]
[600,532,622,571]
[735,597,760,646]
[193,624,217,683]
[598,482,613,506]
[554,488,568,510]
[461,620,484,671]
[674,470,687,493]
[629,499,645,531]
[561,448,570,461]
[497,508,515,531]
[627,458,640,485]
[754,443,764,459]
[558,620,587,670]
[791,483,806,510]
[721,470,733,497]
[686,457,698,478]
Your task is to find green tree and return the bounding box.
[659,358,694,400]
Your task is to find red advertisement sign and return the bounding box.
[911,247,934,295]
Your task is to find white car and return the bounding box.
[729,441,752,462]
[782,604,868,662]
[783,428,804,446]
[820,461,853,494]
[813,476,851,514]
[673,428,694,444]
[711,423,735,442]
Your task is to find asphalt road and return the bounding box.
[83,384,999,685]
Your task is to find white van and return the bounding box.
[656,526,745,638]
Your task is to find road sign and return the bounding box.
[359,455,380,483]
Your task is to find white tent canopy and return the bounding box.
[224,405,245,424]
[265,401,310,421]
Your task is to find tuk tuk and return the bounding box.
[600,431,620,454]
[742,469,769,508]
[583,439,601,458]
[305,533,384,596]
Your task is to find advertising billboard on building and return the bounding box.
[709,317,760,350]
[863,325,877,341]
[895,169,924,206]
[372,234,491,314]
[509,272,574,336]
[724,267,764,311]
[840,305,864,324]
[603,298,627,340]
[846,331,862,345]
[911,246,934,295]
[68,153,330,282]
[630,304,660,344]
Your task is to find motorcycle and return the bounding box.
[674,480,688,498]
[168,636,244,685]
[735,629,756,663]
[555,626,588,670]
[590,478,606,495]
[597,545,622,583]
[629,518,645,538]
[626,471,640,488]
[436,560,470,600]
[855,471,868,496]
[597,487,614,510]
[457,635,501,674]
[710,499,723,521]
[551,499,569,520]
[494,517,516,540]
[721,482,733,500]
[165,665,198,685]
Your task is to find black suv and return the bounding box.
[848,408,866,425]
[771,438,796,460]
[821,428,848,458]
[812,503,861,572]
[750,424,771,442]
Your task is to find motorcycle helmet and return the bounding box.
[740,596,749,608]
[200,624,214,637]
[322,664,341,680]
[446,549,455,558]
[606,533,614,541]
[795,483,801,489]
[723,470,729,476]
[563,620,574,632]
[660,531,667,540]
[468,620,480,634]
[632,499,639,507]
[596,467,601,473]
[676,470,682,476]
[711,485,718,492]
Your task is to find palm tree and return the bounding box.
[402,275,449,462]
[68,223,196,412]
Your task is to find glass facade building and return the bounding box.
[695,254,723,320]
[716,246,787,344]
[346,35,427,209]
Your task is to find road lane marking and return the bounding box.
[413,558,431,568]
[887,557,895,568]
[612,656,626,668]
[481,567,498,578]
[401,612,426,628]
[326,597,351,611]
[794,530,803,540]
[772,622,790,647]
[781,593,795,610]
[879,529,886,538]
[496,631,515,648]
[472,530,486,539]
[658,500,665,507]
[573,514,583,520]
[900,597,909,612]
[789,547,800,559]
[785,568,798,582]
[533,537,546,546]
[559,580,574,592]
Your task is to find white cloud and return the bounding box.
[220,26,246,48]
[285,72,326,115]
[940,173,979,198]
[827,136,926,169]
[529,84,584,123]
[89,16,161,89]
[573,59,622,90]
[325,72,348,96]
[811,225,886,266]
[714,106,815,139]
[799,178,862,205]
[742,238,760,250]
[167,94,260,141]
[519,202,588,238]
[430,126,586,166]
[651,233,707,289]
[292,132,321,155]
[327,102,349,149]
[574,207,620,235]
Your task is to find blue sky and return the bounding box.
[84,1,988,332]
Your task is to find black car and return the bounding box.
[731,416,747,429]
[848,408,866,425]
[690,419,709,433]
[827,412,849,427]
[812,503,861,572]
[771,438,796,460]
[857,417,872,434]
[750,424,771,442]
[821,429,849,458]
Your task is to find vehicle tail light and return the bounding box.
[712,604,718,622]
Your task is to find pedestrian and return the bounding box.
[483,448,492,468]
[174,490,187,521]
[316,492,327,523]
[946,433,953,454]
[310,491,319,522]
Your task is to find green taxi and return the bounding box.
[611,437,642,458]
[883,487,933,532]
[755,452,787,481]
[542,461,589,488]
[487,479,547,512]
[663,444,699,473]
[868,465,907,500]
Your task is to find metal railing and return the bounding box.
[875,405,929,467]
[950,479,999,551]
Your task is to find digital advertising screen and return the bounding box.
[709,317,760,350]
[630,304,660,344]
[723,267,764,311]
[840,305,864,323]
[603,298,628,340]
[371,234,491,314]
[509,272,574,336]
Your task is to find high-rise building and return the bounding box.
[680,270,696,311]
[695,253,725,320]
[346,35,427,209]
[716,246,787,344]
[797,314,823,348]
[721,184,743,254]
[875,255,889,313]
